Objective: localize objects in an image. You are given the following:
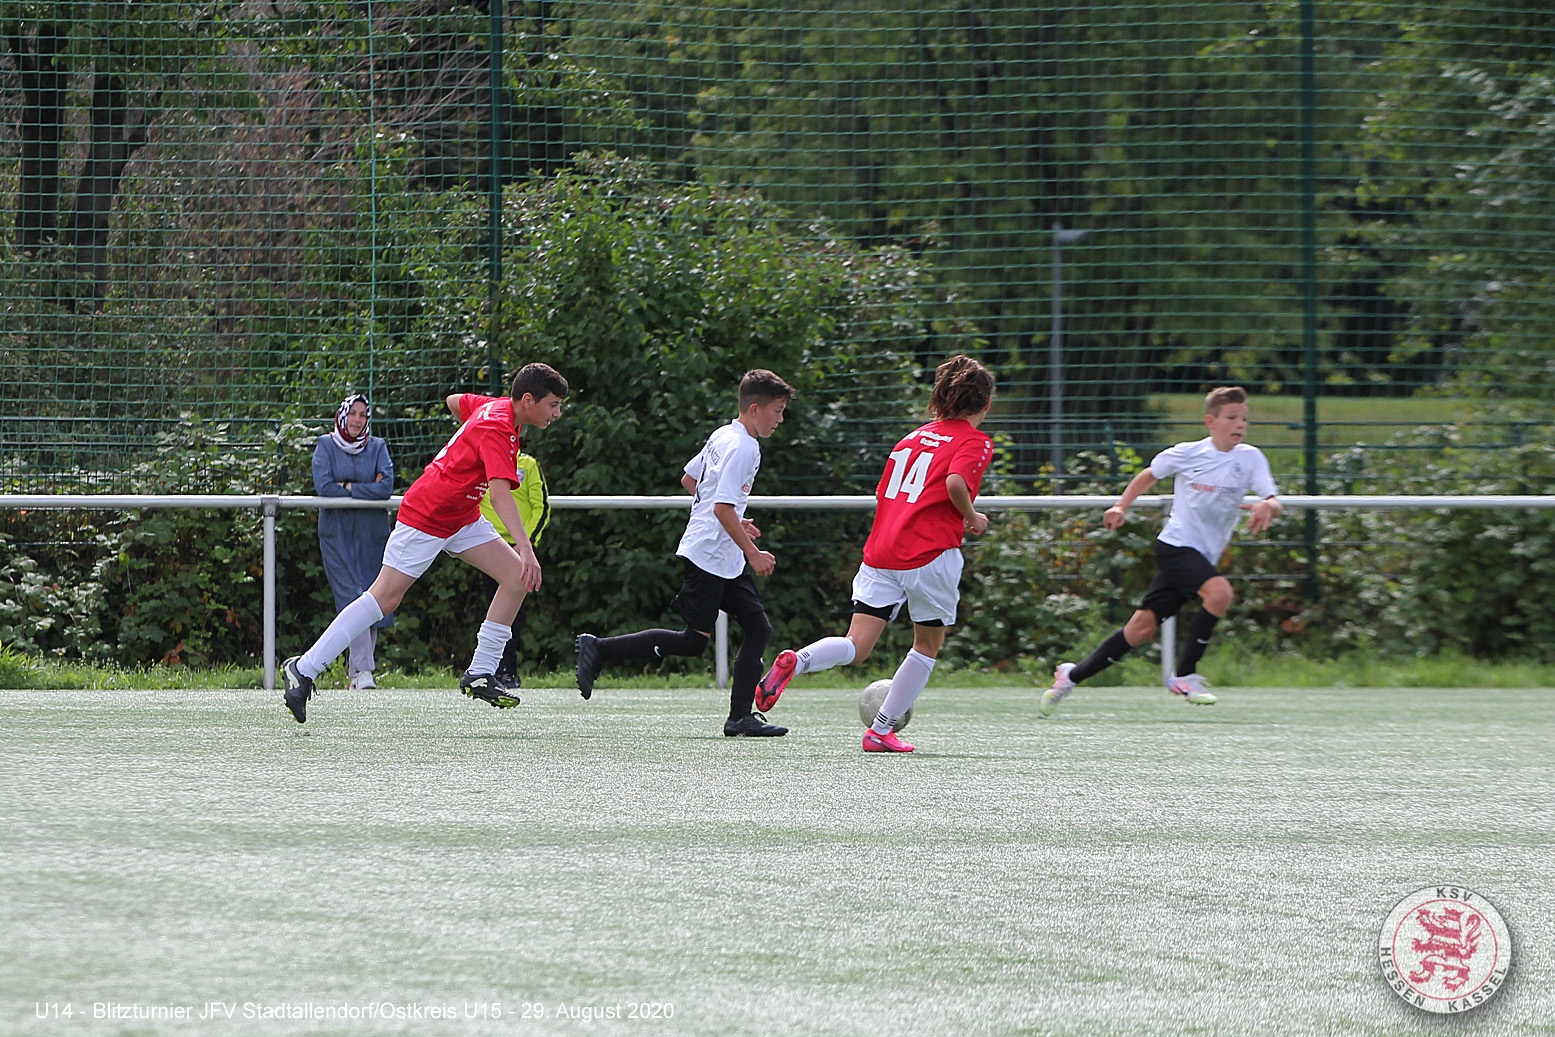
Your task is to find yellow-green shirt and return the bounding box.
[479,453,550,546]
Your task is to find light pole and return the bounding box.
[1051,221,1088,477]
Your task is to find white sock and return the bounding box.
[795,636,855,675]
[871,649,936,734]
[300,592,384,678]
[468,620,512,675]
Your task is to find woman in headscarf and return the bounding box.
[312,393,395,689]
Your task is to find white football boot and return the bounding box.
[1040,662,1077,717]
[1167,672,1217,705]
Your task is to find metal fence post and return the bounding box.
[262,496,279,691]
[1300,0,1321,601]
[486,0,506,392]
[715,611,729,689]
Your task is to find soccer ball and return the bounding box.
[858,678,911,732]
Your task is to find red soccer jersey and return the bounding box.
[862,418,994,570]
[396,394,522,538]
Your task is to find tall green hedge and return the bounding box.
[5,417,1552,674]
[1,157,978,673]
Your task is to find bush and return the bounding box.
[0,642,41,688]
[0,418,328,668]
[3,416,1553,672]
[5,145,1551,673]
[0,155,983,673]
[384,153,979,672]
[1288,423,1555,660]
[945,422,1555,669]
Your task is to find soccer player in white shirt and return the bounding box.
[1041,386,1281,714]
[573,370,794,736]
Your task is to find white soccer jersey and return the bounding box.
[1148,437,1279,563]
[677,419,762,578]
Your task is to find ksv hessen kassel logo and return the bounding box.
[1378,885,1511,1014]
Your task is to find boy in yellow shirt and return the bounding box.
[480,452,550,685]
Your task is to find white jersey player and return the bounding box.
[1042,386,1281,713]
[573,370,795,737]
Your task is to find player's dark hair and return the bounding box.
[738,369,795,409]
[1205,385,1247,416]
[511,362,569,402]
[928,355,994,420]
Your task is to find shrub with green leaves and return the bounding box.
[1,155,979,672]
[383,153,976,670]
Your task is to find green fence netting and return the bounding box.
[0,0,1552,668]
[1,0,1550,493]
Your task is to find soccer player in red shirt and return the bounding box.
[281,363,568,723]
[754,355,995,751]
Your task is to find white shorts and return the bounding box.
[381,518,504,579]
[851,548,964,626]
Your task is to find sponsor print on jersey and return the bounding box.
[863,419,992,571]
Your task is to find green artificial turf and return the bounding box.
[2,682,1551,1035]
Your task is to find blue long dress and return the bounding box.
[313,435,395,628]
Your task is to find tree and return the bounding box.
[2,0,243,309]
[538,0,1391,460]
[379,152,980,662]
[1352,0,1555,401]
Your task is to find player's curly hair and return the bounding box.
[928,355,994,420]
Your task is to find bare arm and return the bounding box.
[445,394,464,421]
[946,474,989,535]
[1102,468,1161,529]
[690,471,762,539]
[1242,496,1283,534]
[714,502,775,576]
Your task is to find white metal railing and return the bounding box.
[3,493,1553,691]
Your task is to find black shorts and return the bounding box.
[672,557,767,633]
[1137,542,1220,621]
[851,600,943,627]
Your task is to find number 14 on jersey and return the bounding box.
[883,447,932,503]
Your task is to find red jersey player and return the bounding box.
[281,362,568,723]
[755,355,995,752]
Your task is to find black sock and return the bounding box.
[729,610,772,718]
[1174,609,1221,676]
[598,628,709,663]
[1071,629,1134,683]
[498,605,525,675]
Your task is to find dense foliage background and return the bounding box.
[3,413,1551,673]
[0,0,1551,671]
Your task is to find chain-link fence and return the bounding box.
[1,0,1549,494]
[2,1,1553,674]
